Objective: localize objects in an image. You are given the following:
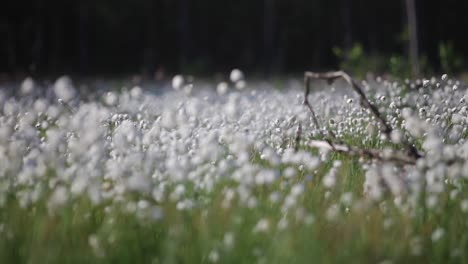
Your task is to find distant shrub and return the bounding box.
[334,43,432,79]
[439,41,463,75]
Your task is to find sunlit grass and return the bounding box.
[1,151,467,263]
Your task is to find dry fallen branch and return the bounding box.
[305,71,391,134]
[303,74,322,133]
[308,140,417,165]
[303,71,421,160]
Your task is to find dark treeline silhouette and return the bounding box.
[1,0,467,77]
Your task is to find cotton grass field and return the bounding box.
[0,71,467,263]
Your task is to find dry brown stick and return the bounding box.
[303,74,322,134]
[305,71,391,134]
[304,71,421,159]
[309,140,417,165]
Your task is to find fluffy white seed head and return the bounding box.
[172,75,184,90]
[230,69,244,83]
[216,82,229,95]
[20,77,35,96]
[54,76,76,102]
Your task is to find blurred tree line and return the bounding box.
[1,0,467,77]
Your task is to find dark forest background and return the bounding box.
[1,0,468,78]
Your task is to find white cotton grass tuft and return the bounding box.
[325,204,340,221]
[172,75,184,90]
[253,218,270,233]
[208,250,220,263]
[431,228,445,242]
[216,82,229,95]
[0,71,467,258]
[183,83,193,95]
[130,86,143,99]
[235,80,247,90]
[461,199,468,212]
[88,234,105,257]
[230,69,244,83]
[223,232,235,249]
[20,77,35,96]
[54,76,76,102]
[47,185,69,213]
[323,160,342,188]
[103,92,119,106]
[390,130,403,144]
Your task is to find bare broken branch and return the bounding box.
[304,71,421,159]
[308,140,417,165]
[304,71,391,134]
[303,74,322,133]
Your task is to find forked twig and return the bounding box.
[304,71,421,159]
[303,74,322,132]
[304,71,391,133]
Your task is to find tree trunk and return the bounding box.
[6,25,17,71]
[178,0,189,69]
[263,0,275,76]
[342,0,352,51]
[405,0,420,77]
[78,1,89,75]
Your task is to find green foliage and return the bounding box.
[1,153,468,263]
[334,43,434,79]
[389,55,411,78]
[439,41,463,74]
[333,43,386,78]
[390,55,433,79]
[180,57,213,76]
[333,43,398,78]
